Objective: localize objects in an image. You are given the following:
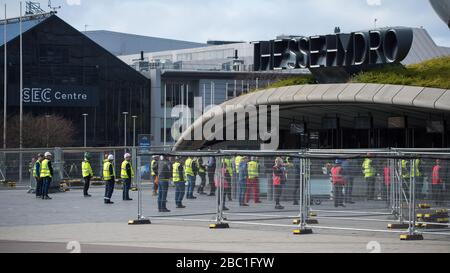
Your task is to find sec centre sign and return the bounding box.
[9,86,99,107]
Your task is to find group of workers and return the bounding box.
[150,155,293,212]
[30,151,446,209]
[30,152,54,200]
[31,151,135,204]
[330,156,447,207]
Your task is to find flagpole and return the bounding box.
[19,1,23,183]
[3,4,7,149]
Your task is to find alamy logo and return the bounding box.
[171,97,280,150]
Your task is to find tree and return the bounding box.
[1,114,75,148]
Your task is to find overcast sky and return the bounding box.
[3,0,450,46]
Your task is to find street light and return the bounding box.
[45,114,51,148]
[123,112,128,147]
[132,115,138,147]
[82,113,88,147]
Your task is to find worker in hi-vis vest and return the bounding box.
[82,152,94,197]
[151,155,159,196]
[184,157,198,200]
[103,154,116,204]
[196,157,207,195]
[121,153,134,201]
[173,157,186,209]
[33,153,44,198]
[40,152,54,200]
[362,156,376,200]
[246,157,261,204]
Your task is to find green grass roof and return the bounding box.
[351,56,450,89]
[262,56,450,90]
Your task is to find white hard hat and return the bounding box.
[124,153,131,159]
[44,152,52,157]
[108,154,114,160]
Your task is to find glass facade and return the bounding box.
[0,15,151,147]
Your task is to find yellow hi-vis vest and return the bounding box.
[151,159,156,176]
[121,160,135,179]
[103,161,115,181]
[362,158,375,178]
[401,160,409,179]
[40,159,52,178]
[172,162,184,182]
[184,158,194,177]
[248,161,259,179]
[223,158,233,176]
[197,159,206,174]
[413,159,422,177]
[33,161,40,177]
[235,156,243,174]
[82,160,93,178]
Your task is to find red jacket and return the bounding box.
[331,166,345,185]
[384,167,391,186]
[432,165,442,185]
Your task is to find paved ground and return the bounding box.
[0,186,449,253]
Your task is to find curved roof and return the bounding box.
[174,83,450,150]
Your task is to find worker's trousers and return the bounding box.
[42,177,51,197]
[245,178,260,203]
[238,178,247,205]
[158,181,169,210]
[175,182,186,206]
[35,177,43,197]
[207,170,216,195]
[104,179,115,200]
[83,176,91,196]
[122,178,131,200]
[365,176,376,200]
[186,175,195,198]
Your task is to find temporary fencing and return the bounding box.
[130,149,450,240]
[0,147,140,192]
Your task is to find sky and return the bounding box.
[2,0,450,46]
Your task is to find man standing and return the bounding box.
[362,156,376,200]
[238,156,249,207]
[432,160,444,205]
[173,157,186,209]
[185,157,198,199]
[341,159,355,204]
[151,155,159,196]
[197,158,207,195]
[223,157,233,202]
[82,152,94,197]
[103,154,116,204]
[401,159,410,199]
[207,156,216,196]
[246,157,261,204]
[413,158,424,199]
[331,160,346,208]
[121,153,134,201]
[34,154,44,198]
[157,155,171,212]
[40,152,54,200]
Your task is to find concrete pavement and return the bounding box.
[0,187,449,253]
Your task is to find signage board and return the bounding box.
[253,27,413,71]
[138,134,152,154]
[9,86,99,107]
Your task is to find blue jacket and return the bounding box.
[238,161,248,181]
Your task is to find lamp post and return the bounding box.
[132,115,137,147]
[82,113,88,147]
[45,114,51,148]
[3,4,7,150]
[123,112,128,148]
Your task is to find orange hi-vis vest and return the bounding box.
[331,166,345,185]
